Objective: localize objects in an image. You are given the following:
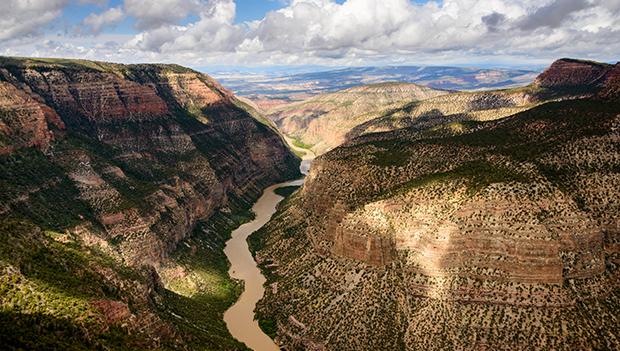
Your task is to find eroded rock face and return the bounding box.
[255,60,620,350]
[535,58,613,90]
[21,69,170,123]
[91,299,132,325]
[0,59,299,266]
[599,62,620,100]
[162,70,234,107]
[0,80,64,154]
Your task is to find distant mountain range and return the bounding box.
[213,65,540,105]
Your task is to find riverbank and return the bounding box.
[222,139,314,350]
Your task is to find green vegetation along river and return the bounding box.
[223,141,314,350]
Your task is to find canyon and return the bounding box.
[0,56,618,351]
[267,82,449,155]
[224,142,313,351]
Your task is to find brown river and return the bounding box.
[223,141,314,350]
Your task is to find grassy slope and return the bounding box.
[361,99,618,201]
[0,218,151,350]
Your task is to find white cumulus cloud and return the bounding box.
[0,0,67,42]
[2,0,620,67]
[124,0,205,29]
[83,7,125,33]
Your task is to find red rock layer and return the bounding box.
[0,81,64,154]
[162,72,234,108]
[599,62,620,100]
[20,69,170,122]
[535,58,613,89]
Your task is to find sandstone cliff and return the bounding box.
[0,57,299,349]
[254,59,620,350]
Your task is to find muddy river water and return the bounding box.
[223,142,314,350]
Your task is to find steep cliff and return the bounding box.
[0,57,299,349]
[254,60,620,350]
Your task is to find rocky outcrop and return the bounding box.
[599,62,620,100]
[533,58,620,102]
[0,80,64,154]
[91,299,132,325]
[535,58,613,90]
[255,59,620,350]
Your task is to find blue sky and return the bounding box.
[64,1,354,30]
[235,0,315,23]
[1,1,618,69]
[61,0,427,28]
[60,0,295,33]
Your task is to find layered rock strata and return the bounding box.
[0,57,299,349]
[254,59,620,350]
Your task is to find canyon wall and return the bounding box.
[255,59,620,350]
[0,57,299,349]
